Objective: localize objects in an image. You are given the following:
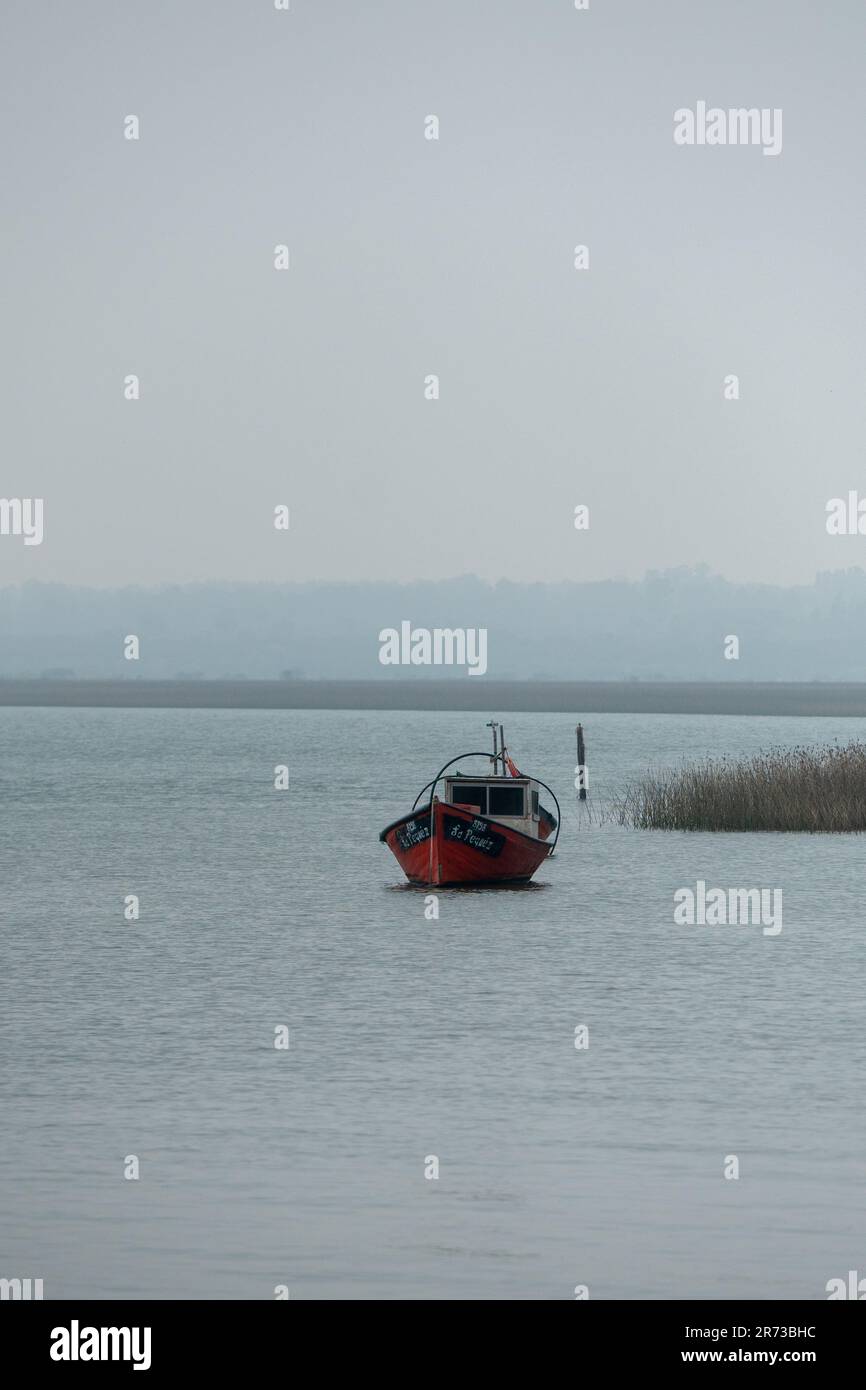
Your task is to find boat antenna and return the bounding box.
[486,719,498,774]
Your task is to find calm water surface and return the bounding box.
[1,708,864,1298]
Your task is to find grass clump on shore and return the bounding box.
[616,742,866,832]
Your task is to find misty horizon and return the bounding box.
[4,564,866,682]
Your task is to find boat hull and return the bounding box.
[380,799,552,886]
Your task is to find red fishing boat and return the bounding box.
[379,722,560,886]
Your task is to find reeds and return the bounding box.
[614,741,866,832]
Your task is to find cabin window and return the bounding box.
[531,790,539,816]
[454,784,488,813]
[489,785,525,817]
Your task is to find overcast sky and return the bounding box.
[2,0,865,588]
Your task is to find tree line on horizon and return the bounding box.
[1,567,865,682]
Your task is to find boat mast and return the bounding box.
[486,719,499,775]
[499,723,506,775]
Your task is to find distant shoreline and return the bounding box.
[3,679,866,716]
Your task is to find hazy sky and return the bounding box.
[2,0,865,587]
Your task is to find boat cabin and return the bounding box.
[444,774,543,839]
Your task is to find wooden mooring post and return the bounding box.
[576,722,587,800]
